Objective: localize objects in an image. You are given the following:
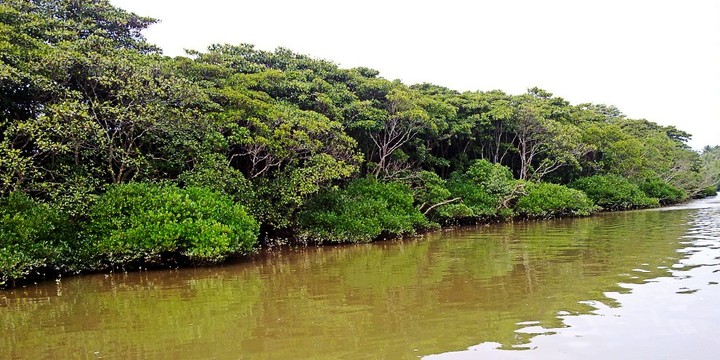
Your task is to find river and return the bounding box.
[2,197,719,359]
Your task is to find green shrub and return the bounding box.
[298,178,428,243]
[409,171,465,222]
[434,203,475,220]
[444,159,516,220]
[515,182,599,218]
[0,193,71,286]
[412,171,452,209]
[463,159,516,196]
[569,175,659,210]
[445,179,497,217]
[697,186,718,198]
[86,183,259,265]
[638,178,686,205]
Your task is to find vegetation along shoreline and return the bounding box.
[1,0,719,288]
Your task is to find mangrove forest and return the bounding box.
[1,0,719,287]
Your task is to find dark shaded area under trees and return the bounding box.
[1,0,719,287]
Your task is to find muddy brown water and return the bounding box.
[2,197,719,359]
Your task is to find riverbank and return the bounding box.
[2,179,715,290]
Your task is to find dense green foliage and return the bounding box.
[700,146,720,194]
[698,186,718,198]
[515,182,599,218]
[570,175,660,210]
[0,193,73,286]
[298,178,428,243]
[0,0,716,285]
[86,183,259,265]
[638,178,686,205]
[442,160,517,220]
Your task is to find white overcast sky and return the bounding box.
[110,0,719,150]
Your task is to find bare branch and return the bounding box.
[423,197,462,215]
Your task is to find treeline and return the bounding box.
[1,0,718,286]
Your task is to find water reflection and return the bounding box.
[1,198,718,359]
[427,197,720,359]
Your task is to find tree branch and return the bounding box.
[423,197,462,215]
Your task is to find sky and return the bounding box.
[110,0,720,150]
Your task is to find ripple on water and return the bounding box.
[427,198,720,360]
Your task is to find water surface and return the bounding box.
[2,197,719,359]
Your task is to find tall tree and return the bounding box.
[512,91,588,181]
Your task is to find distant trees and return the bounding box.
[699,145,720,195]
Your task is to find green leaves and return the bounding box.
[0,192,73,286]
[1,1,215,203]
[298,178,428,243]
[515,182,599,218]
[86,183,259,265]
[638,178,686,205]
[569,175,660,210]
[444,160,517,220]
